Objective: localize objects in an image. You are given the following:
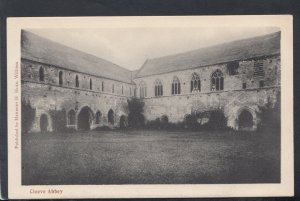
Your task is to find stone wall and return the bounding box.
[21,59,133,132]
[134,55,280,130]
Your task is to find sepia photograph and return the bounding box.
[7,16,293,198]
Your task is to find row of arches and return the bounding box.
[39,107,127,132]
[138,69,224,98]
[39,107,256,132]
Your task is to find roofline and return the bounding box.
[143,31,281,62]
[134,53,280,79]
[21,58,135,85]
[22,30,132,73]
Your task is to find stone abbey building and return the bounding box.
[21,30,280,132]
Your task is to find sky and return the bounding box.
[29,27,279,71]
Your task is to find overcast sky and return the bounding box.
[29,27,279,71]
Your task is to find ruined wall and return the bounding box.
[134,55,280,130]
[21,59,133,132]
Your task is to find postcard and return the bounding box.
[7,15,293,199]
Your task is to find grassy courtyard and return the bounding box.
[22,129,280,185]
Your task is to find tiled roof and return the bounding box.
[21,30,133,83]
[135,32,280,78]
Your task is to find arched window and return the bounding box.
[211,70,224,91]
[122,85,124,95]
[101,82,104,91]
[139,81,147,98]
[39,66,44,82]
[68,110,76,125]
[112,84,114,93]
[90,79,92,90]
[172,76,181,95]
[75,75,79,88]
[59,71,63,85]
[155,79,163,97]
[191,73,201,92]
[95,111,102,124]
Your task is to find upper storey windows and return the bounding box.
[39,67,44,82]
[154,79,163,97]
[211,70,224,91]
[172,76,181,95]
[75,75,79,88]
[191,73,201,92]
[139,81,147,98]
[59,71,63,85]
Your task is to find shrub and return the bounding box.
[21,99,36,133]
[92,126,111,131]
[184,113,201,130]
[258,92,280,132]
[160,115,169,129]
[49,109,67,132]
[202,110,228,130]
[127,97,145,128]
[184,109,228,131]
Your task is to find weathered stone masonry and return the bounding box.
[21,30,281,132]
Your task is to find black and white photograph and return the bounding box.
[7,16,293,198]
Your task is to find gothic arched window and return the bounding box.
[68,110,76,125]
[191,73,201,92]
[90,79,92,90]
[75,75,79,88]
[39,66,44,82]
[59,71,63,85]
[101,82,104,91]
[155,79,163,97]
[211,70,224,91]
[139,81,147,98]
[172,76,181,95]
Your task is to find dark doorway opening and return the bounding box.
[238,110,253,130]
[40,114,48,133]
[119,115,127,128]
[108,109,114,125]
[78,107,92,130]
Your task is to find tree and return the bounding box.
[21,99,36,133]
[49,109,67,132]
[127,97,145,128]
[258,91,281,132]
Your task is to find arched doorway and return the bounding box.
[40,114,48,133]
[77,106,92,130]
[119,115,127,128]
[238,110,254,130]
[108,109,114,125]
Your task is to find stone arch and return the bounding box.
[139,80,147,98]
[172,76,181,95]
[39,112,52,133]
[77,106,93,130]
[211,69,224,91]
[236,107,257,131]
[154,79,163,97]
[191,72,201,92]
[119,115,127,128]
[108,109,115,125]
[67,109,76,125]
[95,110,102,124]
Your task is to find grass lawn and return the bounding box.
[22,129,280,185]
